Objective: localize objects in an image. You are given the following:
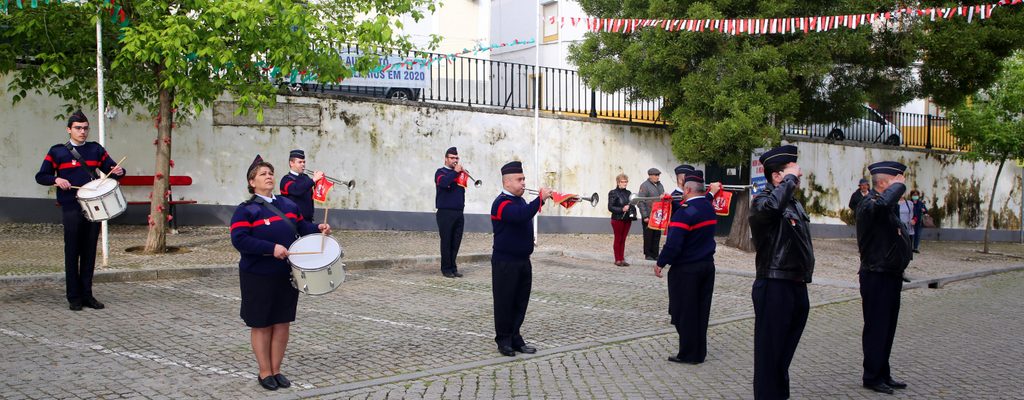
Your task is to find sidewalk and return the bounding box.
[2,222,1023,285]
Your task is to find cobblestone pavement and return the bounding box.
[317,270,1024,400]
[1,255,861,399]
[3,223,1023,285]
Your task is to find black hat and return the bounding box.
[647,168,661,176]
[684,170,705,184]
[759,145,798,166]
[859,178,869,185]
[868,161,907,176]
[446,147,458,156]
[289,149,305,159]
[674,164,695,176]
[501,161,523,175]
[247,154,264,178]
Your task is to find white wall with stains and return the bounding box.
[2,76,1020,231]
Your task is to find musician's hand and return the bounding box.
[318,223,332,236]
[642,217,649,224]
[893,174,906,184]
[54,178,72,190]
[313,171,325,182]
[654,265,663,278]
[273,244,289,260]
[782,164,802,179]
[708,182,722,195]
[110,166,125,176]
[539,187,553,201]
[453,163,464,173]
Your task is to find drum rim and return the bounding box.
[287,233,344,270]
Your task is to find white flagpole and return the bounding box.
[96,8,109,267]
[533,0,541,243]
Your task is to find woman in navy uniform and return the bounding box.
[34,110,124,311]
[230,156,331,391]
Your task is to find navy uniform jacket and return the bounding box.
[35,142,121,210]
[670,188,714,216]
[490,192,542,262]
[435,167,466,210]
[657,196,717,267]
[230,196,319,277]
[280,171,316,221]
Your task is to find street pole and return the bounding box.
[96,9,109,267]
[533,0,541,243]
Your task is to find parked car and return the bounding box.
[782,105,903,146]
[284,82,421,101]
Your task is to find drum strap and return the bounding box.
[64,142,100,179]
[250,195,299,238]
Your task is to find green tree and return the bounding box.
[1,0,436,252]
[568,0,1024,165]
[949,52,1024,253]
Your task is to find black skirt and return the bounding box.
[239,270,299,328]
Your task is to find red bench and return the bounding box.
[121,175,197,229]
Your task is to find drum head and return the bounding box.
[78,178,118,198]
[288,234,343,270]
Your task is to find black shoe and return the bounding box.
[85,297,105,309]
[497,345,516,357]
[667,356,701,365]
[912,249,920,254]
[645,256,656,261]
[864,383,894,394]
[69,301,83,311]
[442,272,455,278]
[513,344,537,354]
[902,275,911,283]
[453,271,464,278]
[885,378,907,389]
[274,373,291,388]
[258,375,279,391]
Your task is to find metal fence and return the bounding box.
[780,106,960,151]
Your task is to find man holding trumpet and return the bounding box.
[490,161,551,357]
[279,149,322,223]
[434,147,467,278]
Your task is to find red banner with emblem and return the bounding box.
[551,191,580,209]
[712,189,734,216]
[455,171,470,188]
[312,177,334,203]
[648,198,672,231]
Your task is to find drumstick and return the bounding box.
[288,251,322,256]
[98,156,128,185]
[320,207,330,252]
[55,185,83,190]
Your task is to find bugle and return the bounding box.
[525,188,600,207]
[303,169,355,190]
[453,162,483,188]
[628,193,684,205]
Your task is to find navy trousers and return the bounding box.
[860,271,903,385]
[436,208,464,274]
[62,207,100,303]
[752,278,809,400]
[491,259,532,348]
[667,261,715,362]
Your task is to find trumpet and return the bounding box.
[628,193,684,204]
[454,163,483,188]
[303,169,355,190]
[525,188,600,207]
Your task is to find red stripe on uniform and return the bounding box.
[44,155,56,168]
[436,174,443,185]
[282,181,294,195]
[285,213,300,221]
[57,160,102,170]
[690,219,717,230]
[230,221,252,231]
[491,200,513,220]
[669,219,717,231]
[101,152,109,162]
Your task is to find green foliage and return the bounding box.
[569,0,1024,165]
[0,0,438,120]
[950,52,1024,163]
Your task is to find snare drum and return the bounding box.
[76,178,127,222]
[287,233,345,295]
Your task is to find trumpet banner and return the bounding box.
[551,192,580,209]
[648,199,671,231]
[455,171,470,188]
[712,190,734,216]
[312,177,334,203]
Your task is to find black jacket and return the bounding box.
[749,175,815,283]
[849,190,867,212]
[608,188,636,220]
[856,183,912,275]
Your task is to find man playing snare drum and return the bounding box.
[34,110,124,311]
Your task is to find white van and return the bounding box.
[782,105,903,145]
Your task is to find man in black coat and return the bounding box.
[748,144,814,400]
[855,161,913,395]
[848,178,870,216]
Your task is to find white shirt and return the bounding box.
[254,193,276,203]
[69,139,84,146]
[289,170,300,176]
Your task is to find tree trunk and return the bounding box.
[144,74,174,253]
[726,187,755,252]
[982,156,1006,253]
